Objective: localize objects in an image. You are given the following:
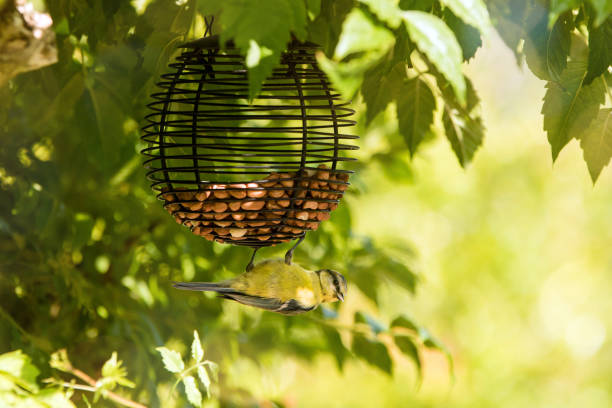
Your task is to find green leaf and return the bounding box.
[542,61,606,161]
[197,365,211,396]
[396,77,436,155]
[362,63,405,125]
[183,375,202,407]
[307,0,353,55]
[140,0,195,34]
[391,315,419,332]
[204,361,219,382]
[589,0,612,26]
[394,335,422,376]
[400,0,436,10]
[245,40,273,68]
[355,311,386,335]
[585,17,612,84]
[373,153,415,181]
[486,0,530,61]
[101,352,135,389]
[441,85,485,168]
[418,327,454,377]
[439,0,491,34]
[334,8,395,59]
[306,0,322,20]
[191,330,204,363]
[0,350,39,393]
[49,349,72,373]
[358,0,402,28]
[443,8,482,61]
[156,347,185,373]
[578,108,612,183]
[35,388,77,408]
[101,352,119,377]
[524,10,572,81]
[401,11,466,104]
[321,326,349,370]
[352,334,392,374]
[215,0,307,99]
[549,0,580,26]
[317,52,381,100]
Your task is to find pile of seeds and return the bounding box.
[160,165,350,246]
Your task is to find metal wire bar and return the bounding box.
[141,36,357,247]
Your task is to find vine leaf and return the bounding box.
[156,347,184,373]
[391,315,419,332]
[307,0,353,55]
[486,0,530,61]
[321,326,349,371]
[361,63,405,125]
[317,52,381,100]
[205,0,308,99]
[305,0,322,20]
[396,77,436,156]
[524,9,572,81]
[101,352,135,389]
[197,366,211,396]
[401,11,466,105]
[0,350,40,393]
[542,61,606,161]
[439,78,484,167]
[548,0,579,26]
[394,336,422,377]
[585,17,612,85]
[443,8,483,61]
[191,330,204,363]
[443,107,484,167]
[589,0,612,26]
[352,334,392,374]
[578,108,612,183]
[183,375,202,407]
[439,0,491,34]
[357,0,402,28]
[334,8,395,59]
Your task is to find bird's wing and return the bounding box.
[219,294,315,315]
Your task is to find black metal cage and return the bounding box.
[141,35,358,247]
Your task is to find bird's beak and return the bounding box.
[337,293,344,302]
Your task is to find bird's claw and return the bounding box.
[284,234,305,265]
[284,251,293,265]
[246,247,259,271]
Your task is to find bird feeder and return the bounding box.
[141,35,357,247]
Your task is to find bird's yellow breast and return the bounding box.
[229,260,321,304]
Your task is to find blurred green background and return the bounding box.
[289,33,612,408]
[1,0,612,407]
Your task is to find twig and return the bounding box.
[65,365,147,408]
[57,382,97,392]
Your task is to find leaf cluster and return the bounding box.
[0,1,442,406]
[486,0,611,182]
[157,331,218,407]
[0,350,75,408]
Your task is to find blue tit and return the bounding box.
[172,259,347,315]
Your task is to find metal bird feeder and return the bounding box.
[141,34,357,248]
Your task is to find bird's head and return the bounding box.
[317,269,347,303]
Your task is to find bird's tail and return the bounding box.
[172,281,233,292]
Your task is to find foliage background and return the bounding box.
[1,0,611,407]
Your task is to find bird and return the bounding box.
[172,259,347,315]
